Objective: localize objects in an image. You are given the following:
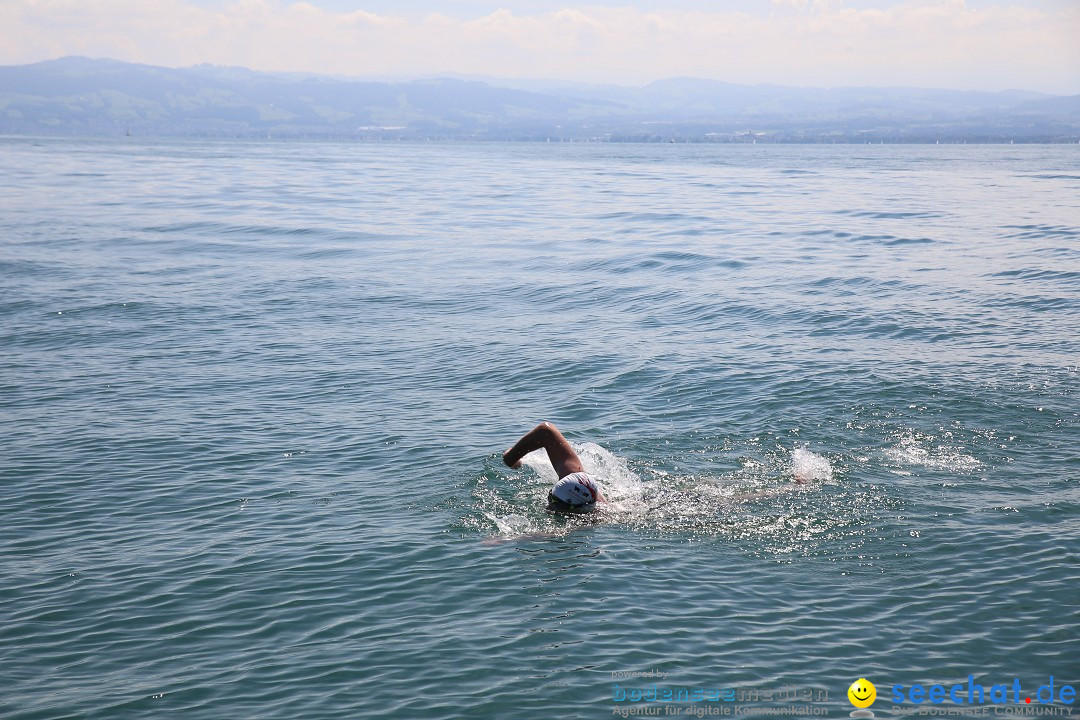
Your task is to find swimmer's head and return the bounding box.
[547,472,602,514]
[546,492,597,514]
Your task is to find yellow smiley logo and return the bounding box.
[848,678,877,708]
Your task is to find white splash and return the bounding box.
[518,441,647,514]
[482,511,531,536]
[489,441,649,530]
[884,433,980,472]
[791,447,833,483]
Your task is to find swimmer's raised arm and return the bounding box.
[503,421,586,479]
[504,422,606,510]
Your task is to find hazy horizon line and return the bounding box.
[14,55,1074,99]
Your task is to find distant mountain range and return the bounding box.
[1,57,1078,142]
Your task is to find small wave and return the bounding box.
[835,209,946,219]
[882,236,937,246]
[578,252,744,276]
[805,230,940,246]
[1001,224,1079,240]
[988,268,1080,282]
[295,247,363,260]
[139,220,393,245]
[983,294,1075,312]
[592,211,715,223]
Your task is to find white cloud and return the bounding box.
[1,0,1077,92]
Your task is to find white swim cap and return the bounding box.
[549,472,600,512]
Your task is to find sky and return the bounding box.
[2,0,1079,94]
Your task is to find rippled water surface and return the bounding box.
[2,139,1078,719]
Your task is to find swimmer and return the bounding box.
[503,422,606,514]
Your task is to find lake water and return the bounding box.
[1,138,1078,719]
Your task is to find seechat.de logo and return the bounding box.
[891,676,1076,706]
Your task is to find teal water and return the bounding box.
[1,139,1078,719]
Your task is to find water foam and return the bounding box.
[792,447,834,483]
[514,442,650,522]
[884,432,981,472]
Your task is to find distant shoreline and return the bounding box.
[4,57,1077,145]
